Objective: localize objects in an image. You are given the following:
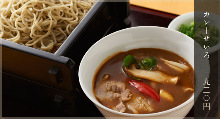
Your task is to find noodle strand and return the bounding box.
[0,0,96,52]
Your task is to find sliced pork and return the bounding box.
[126,97,153,114]
[95,81,133,113]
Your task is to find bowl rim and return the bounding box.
[168,12,194,30]
[79,26,194,117]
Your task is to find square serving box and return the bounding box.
[2,0,130,92]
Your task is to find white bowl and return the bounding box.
[79,26,195,118]
[168,12,194,31]
[168,12,220,53]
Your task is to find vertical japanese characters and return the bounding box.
[202,11,211,111]
[203,11,210,59]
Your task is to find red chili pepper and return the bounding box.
[127,79,160,102]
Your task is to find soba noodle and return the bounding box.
[0,0,96,52]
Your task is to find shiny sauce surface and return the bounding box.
[93,48,194,114]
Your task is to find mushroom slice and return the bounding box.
[102,74,110,80]
[124,64,178,84]
[165,62,185,73]
[184,88,194,93]
[161,58,189,71]
[160,89,174,102]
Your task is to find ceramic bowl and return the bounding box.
[79,26,197,118]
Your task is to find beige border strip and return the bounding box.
[130,0,194,15]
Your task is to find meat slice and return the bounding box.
[126,97,153,114]
[106,81,126,93]
[127,104,139,114]
[95,81,133,113]
[95,81,132,102]
[115,102,126,113]
[121,89,132,101]
[96,81,126,101]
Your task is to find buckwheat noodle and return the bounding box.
[0,0,96,52]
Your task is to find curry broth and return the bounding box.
[93,48,194,114]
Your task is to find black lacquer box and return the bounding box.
[2,1,130,116]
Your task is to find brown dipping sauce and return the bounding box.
[93,48,194,114]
